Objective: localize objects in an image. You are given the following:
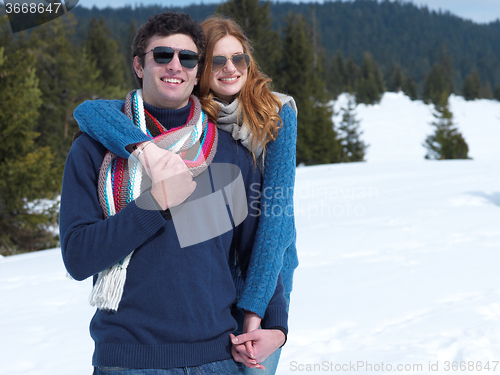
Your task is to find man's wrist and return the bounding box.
[132,141,155,166]
[126,140,149,154]
[133,141,153,156]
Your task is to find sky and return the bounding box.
[76,0,500,24]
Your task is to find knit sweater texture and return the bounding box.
[74,98,299,318]
[61,103,287,369]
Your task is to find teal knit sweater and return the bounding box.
[73,99,298,317]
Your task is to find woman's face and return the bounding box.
[210,35,248,103]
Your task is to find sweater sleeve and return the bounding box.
[59,134,166,281]
[261,273,288,331]
[231,153,289,331]
[73,99,151,159]
[236,104,298,317]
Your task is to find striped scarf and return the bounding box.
[89,89,218,311]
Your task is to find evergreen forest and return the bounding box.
[0,0,499,255]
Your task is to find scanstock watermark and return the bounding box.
[2,0,79,33]
[290,361,424,372]
[290,360,500,372]
[247,182,379,220]
[131,156,252,249]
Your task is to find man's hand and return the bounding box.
[135,142,196,210]
[230,329,286,369]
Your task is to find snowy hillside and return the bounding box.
[334,92,500,163]
[1,93,499,375]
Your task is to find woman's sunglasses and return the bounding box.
[144,46,199,69]
[212,53,251,73]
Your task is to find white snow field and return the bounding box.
[1,92,499,375]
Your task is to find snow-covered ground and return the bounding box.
[334,92,500,163]
[1,92,499,375]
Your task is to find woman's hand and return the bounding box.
[230,311,285,369]
[230,329,286,369]
[242,311,261,334]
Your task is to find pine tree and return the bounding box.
[494,85,500,101]
[423,50,455,104]
[280,13,340,165]
[402,75,418,100]
[326,53,342,99]
[335,50,348,93]
[309,5,331,100]
[124,19,139,89]
[423,92,469,160]
[28,15,112,165]
[27,17,74,162]
[373,58,385,97]
[346,57,361,94]
[482,82,493,100]
[439,50,455,95]
[27,15,81,164]
[462,69,482,100]
[356,52,385,104]
[423,64,447,104]
[388,64,404,92]
[337,95,368,162]
[0,15,14,55]
[0,46,59,255]
[84,17,129,96]
[216,0,281,83]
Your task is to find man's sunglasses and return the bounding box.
[212,53,251,73]
[144,46,199,69]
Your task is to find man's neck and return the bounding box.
[143,100,192,131]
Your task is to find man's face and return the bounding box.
[133,34,199,109]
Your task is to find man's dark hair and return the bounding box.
[132,12,206,87]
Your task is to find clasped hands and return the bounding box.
[230,311,286,370]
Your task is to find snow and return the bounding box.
[1,92,499,374]
[334,92,500,163]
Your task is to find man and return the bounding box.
[59,12,287,374]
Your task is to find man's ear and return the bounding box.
[133,56,144,79]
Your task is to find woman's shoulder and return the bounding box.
[276,104,297,142]
[272,92,298,117]
[280,104,297,125]
[273,92,298,134]
[264,103,297,167]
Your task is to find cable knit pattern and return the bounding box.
[73,99,299,318]
[236,105,298,317]
[74,100,150,159]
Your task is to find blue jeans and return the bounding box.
[244,348,281,375]
[93,359,245,375]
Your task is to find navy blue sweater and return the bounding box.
[60,103,287,369]
[74,98,299,318]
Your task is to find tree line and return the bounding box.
[68,0,500,99]
[0,13,131,255]
[0,0,495,254]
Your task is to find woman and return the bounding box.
[73,16,298,374]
